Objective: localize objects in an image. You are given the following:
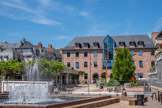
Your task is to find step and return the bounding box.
[62,98,119,108]
[46,96,112,108]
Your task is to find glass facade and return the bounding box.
[103,35,115,69]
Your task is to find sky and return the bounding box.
[0,0,162,49]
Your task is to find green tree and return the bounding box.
[112,48,136,81]
[38,58,66,79]
[0,60,25,79]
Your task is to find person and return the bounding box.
[123,88,127,96]
[122,88,127,97]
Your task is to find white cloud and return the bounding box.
[0,0,60,25]
[30,16,61,25]
[80,11,88,17]
[54,36,69,40]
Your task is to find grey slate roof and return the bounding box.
[111,35,156,48]
[20,41,34,49]
[64,36,106,49]
[63,35,156,50]
[0,43,21,49]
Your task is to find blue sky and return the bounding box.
[0,0,162,49]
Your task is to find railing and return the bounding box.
[149,78,162,89]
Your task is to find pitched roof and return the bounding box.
[63,34,156,50]
[0,43,21,49]
[64,36,106,49]
[111,35,156,48]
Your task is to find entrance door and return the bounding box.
[93,73,98,83]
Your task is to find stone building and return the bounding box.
[0,39,61,62]
[62,35,157,84]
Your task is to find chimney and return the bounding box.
[23,38,26,43]
[48,44,53,52]
[38,42,42,53]
[20,40,23,46]
[0,46,2,52]
[152,32,159,44]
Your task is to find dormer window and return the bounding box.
[129,42,136,47]
[119,42,125,47]
[75,43,82,48]
[93,43,100,48]
[84,43,90,48]
[138,41,144,47]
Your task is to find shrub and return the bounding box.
[104,80,121,86]
[130,81,140,86]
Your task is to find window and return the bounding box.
[67,62,71,67]
[120,43,124,46]
[94,61,97,67]
[151,50,155,55]
[76,62,79,68]
[0,56,2,61]
[67,52,70,57]
[108,62,113,69]
[75,43,82,48]
[76,52,79,57]
[84,43,88,47]
[132,61,134,66]
[93,43,99,48]
[84,43,90,48]
[84,73,88,79]
[119,42,125,46]
[130,42,134,46]
[151,61,155,67]
[139,72,143,78]
[4,55,8,61]
[84,52,88,57]
[75,43,79,47]
[84,62,88,67]
[131,50,134,56]
[139,61,143,67]
[138,41,144,46]
[94,51,98,57]
[139,50,143,56]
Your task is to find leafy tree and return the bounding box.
[38,58,66,79]
[112,48,136,81]
[0,60,25,79]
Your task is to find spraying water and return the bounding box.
[7,61,52,104]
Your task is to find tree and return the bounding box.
[0,60,25,79]
[112,48,136,81]
[38,58,66,79]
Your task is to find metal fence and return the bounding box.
[149,78,162,89]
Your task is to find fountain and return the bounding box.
[0,60,86,107]
[3,61,52,104]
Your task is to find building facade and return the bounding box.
[0,39,61,62]
[62,35,157,84]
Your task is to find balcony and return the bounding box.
[148,70,157,76]
[155,39,162,46]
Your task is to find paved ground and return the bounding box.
[97,97,162,108]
